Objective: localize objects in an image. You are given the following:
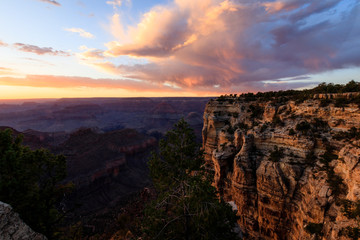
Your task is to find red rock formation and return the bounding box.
[202,97,360,239]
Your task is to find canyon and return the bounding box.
[0,97,209,237]
[202,94,360,239]
[2,94,360,239]
[0,97,209,140]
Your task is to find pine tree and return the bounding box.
[143,119,240,240]
[0,129,71,239]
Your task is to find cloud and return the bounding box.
[106,0,131,9]
[0,67,14,76]
[0,40,8,47]
[97,0,360,92]
[37,0,61,7]
[65,28,95,39]
[262,1,300,13]
[0,75,184,92]
[13,43,71,56]
[77,46,105,60]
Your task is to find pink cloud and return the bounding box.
[86,0,360,92]
[262,1,300,13]
[13,43,71,56]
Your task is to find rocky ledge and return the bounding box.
[0,201,47,240]
[202,95,360,239]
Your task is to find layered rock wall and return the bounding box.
[202,98,360,239]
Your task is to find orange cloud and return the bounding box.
[0,75,177,91]
[106,0,239,58]
[0,40,8,47]
[0,67,15,76]
[77,46,105,60]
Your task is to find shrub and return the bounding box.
[335,97,349,108]
[234,122,249,131]
[305,222,324,236]
[340,200,360,219]
[260,124,268,133]
[305,151,317,166]
[312,118,329,130]
[269,146,284,162]
[227,126,235,134]
[249,104,264,119]
[320,99,332,107]
[333,127,360,141]
[339,227,360,240]
[319,146,338,164]
[272,116,284,127]
[0,129,70,238]
[326,167,347,197]
[289,128,296,136]
[296,121,311,133]
[145,119,240,239]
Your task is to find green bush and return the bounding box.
[234,122,249,131]
[326,167,347,197]
[320,99,332,107]
[231,81,360,104]
[305,151,317,166]
[227,126,235,134]
[249,104,264,119]
[296,121,311,133]
[0,129,70,239]
[339,227,360,240]
[269,146,284,162]
[305,222,323,236]
[333,127,360,141]
[289,128,296,136]
[145,119,240,239]
[340,200,360,219]
[335,97,347,108]
[319,146,338,164]
[272,116,284,127]
[312,118,329,130]
[260,124,268,133]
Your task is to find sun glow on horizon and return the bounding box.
[0,85,222,100]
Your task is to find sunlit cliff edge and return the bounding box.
[202,91,360,239]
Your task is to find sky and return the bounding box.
[0,0,359,99]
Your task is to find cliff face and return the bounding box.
[202,97,360,239]
[0,201,47,240]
